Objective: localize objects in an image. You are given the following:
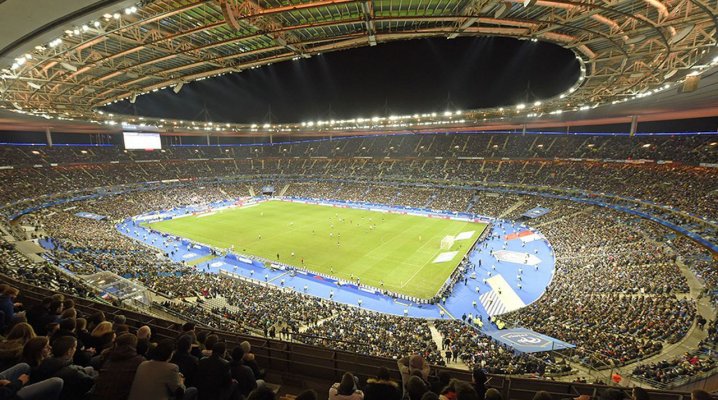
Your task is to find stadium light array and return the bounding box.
[6,0,709,135]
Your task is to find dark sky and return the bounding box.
[103,37,580,124]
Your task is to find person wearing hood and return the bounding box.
[33,336,96,400]
[364,367,401,400]
[92,333,145,400]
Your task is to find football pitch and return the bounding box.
[147,200,486,299]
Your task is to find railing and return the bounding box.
[632,367,718,391]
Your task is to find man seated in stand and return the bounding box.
[33,336,96,400]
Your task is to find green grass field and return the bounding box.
[148,200,486,299]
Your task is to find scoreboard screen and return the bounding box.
[123,132,161,150]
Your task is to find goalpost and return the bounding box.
[440,235,455,250]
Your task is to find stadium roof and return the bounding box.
[0,0,717,136]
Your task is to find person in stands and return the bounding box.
[33,336,96,400]
[195,341,241,400]
[93,333,145,400]
[364,366,401,400]
[329,372,364,400]
[128,339,196,400]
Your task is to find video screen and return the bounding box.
[123,132,161,150]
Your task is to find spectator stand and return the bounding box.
[632,354,718,391]
[2,167,711,381]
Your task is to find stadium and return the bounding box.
[0,0,717,400]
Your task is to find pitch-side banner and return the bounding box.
[487,328,575,353]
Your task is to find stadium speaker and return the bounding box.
[680,75,700,93]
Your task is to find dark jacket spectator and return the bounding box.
[88,322,115,354]
[472,368,487,400]
[195,342,239,400]
[93,333,145,400]
[230,347,257,397]
[170,335,199,387]
[34,301,62,336]
[25,299,51,337]
[0,286,19,331]
[364,367,401,400]
[406,375,428,400]
[33,336,96,400]
[50,319,77,344]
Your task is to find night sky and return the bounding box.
[103,37,580,124]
